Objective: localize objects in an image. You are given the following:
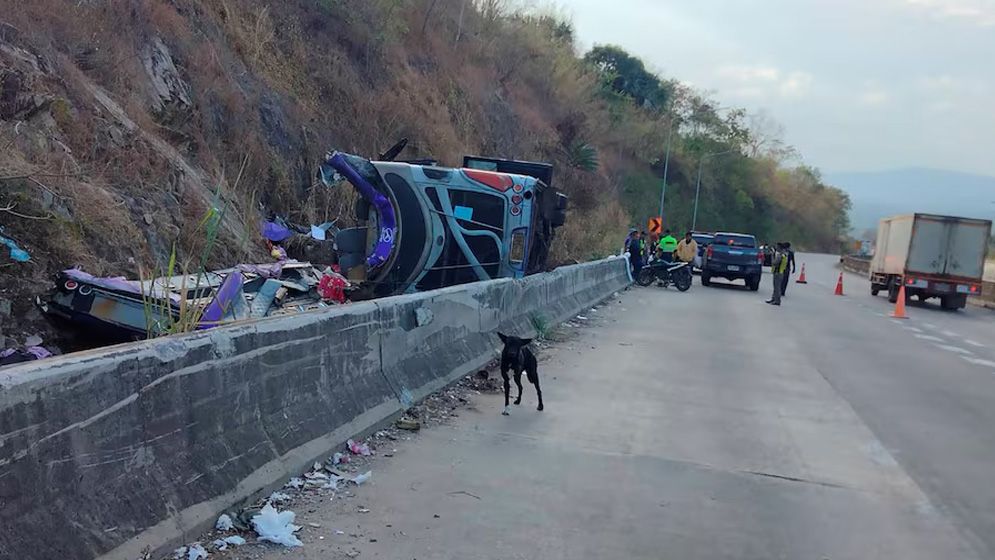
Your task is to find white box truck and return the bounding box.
[870,214,992,310]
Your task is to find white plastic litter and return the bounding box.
[313,462,323,471]
[285,477,305,489]
[212,535,246,551]
[187,543,208,560]
[252,503,303,547]
[215,513,234,532]
[268,491,291,503]
[331,452,345,465]
[351,471,372,486]
[172,547,188,560]
[322,477,340,491]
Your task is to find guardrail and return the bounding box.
[840,254,995,308]
[841,255,871,275]
[0,257,632,560]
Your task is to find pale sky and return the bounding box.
[566,0,995,176]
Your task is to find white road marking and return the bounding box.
[914,334,944,342]
[902,326,923,333]
[965,339,986,348]
[963,357,995,368]
[941,330,959,338]
[935,344,973,356]
[923,323,938,329]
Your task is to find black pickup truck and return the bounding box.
[701,232,764,291]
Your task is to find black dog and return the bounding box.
[497,333,543,415]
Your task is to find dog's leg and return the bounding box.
[527,365,543,412]
[513,371,524,405]
[501,368,511,416]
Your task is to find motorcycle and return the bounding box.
[635,259,693,291]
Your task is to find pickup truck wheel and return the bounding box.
[748,276,761,291]
[701,272,712,287]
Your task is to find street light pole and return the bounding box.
[692,157,705,231]
[657,120,674,225]
[692,149,734,231]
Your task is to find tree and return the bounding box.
[584,45,671,109]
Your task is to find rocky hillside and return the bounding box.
[0,0,849,352]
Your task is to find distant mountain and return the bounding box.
[825,168,995,234]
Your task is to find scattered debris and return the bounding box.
[307,522,322,528]
[38,260,352,344]
[185,543,208,560]
[331,452,346,465]
[395,418,421,431]
[0,227,30,262]
[285,477,305,489]
[351,471,372,486]
[0,344,55,366]
[347,439,372,456]
[268,491,291,504]
[447,490,482,500]
[211,535,245,551]
[252,503,303,547]
[215,513,234,532]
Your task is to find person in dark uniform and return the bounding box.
[780,242,796,297]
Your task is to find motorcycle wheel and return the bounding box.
[636,267,656,287]
[675,268,692,292]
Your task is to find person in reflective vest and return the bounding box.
[657,229,678,261]
[766,243,789,306]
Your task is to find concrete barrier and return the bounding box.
[841,255,871,275]
[0,257,630,560]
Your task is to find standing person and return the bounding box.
[622,228,636,255]
[657,229,678,262]
[675,231,698,265]
[780,242,797,297]
[640,231,650,262]
[767,243,787,306]
[627,230,644,276]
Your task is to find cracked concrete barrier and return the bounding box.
[0,302,398,560]
[0,257,629,560]
[377,281,503,408]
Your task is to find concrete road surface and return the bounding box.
[226,253,995,560]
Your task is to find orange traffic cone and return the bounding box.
[891,285,909,319]
[796,264,808,284]
[834,272,845,296]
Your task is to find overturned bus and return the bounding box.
[321,146,568,299]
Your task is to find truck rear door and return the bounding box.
[944,220,991,280]
[907,216,948,276]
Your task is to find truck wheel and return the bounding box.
[941,295,967,311]
[887,281,900,304]
[701,272,712,287]
[871,284,881,296]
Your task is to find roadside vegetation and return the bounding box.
[0,0,850,345]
